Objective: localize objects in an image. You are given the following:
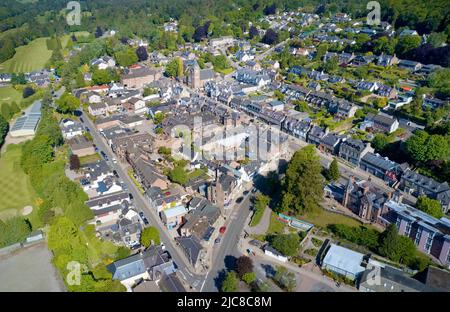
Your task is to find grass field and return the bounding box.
[301,209,364,229]
[0,86,22,105]
[0,37,52,73]
[0,144,38,222]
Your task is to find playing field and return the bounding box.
[0,37,52,73]
[0,144,38,221]
[0,86,22,105]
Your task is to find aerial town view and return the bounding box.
[0,0,449,300]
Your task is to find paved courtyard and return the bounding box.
[0,242,65,292]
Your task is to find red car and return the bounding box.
[219,226,226,234]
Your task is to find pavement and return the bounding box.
[0,242,66,292]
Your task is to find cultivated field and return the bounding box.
[0,37,52,73]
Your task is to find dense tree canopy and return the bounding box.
[279,145,324,214]
[416,196,443,219]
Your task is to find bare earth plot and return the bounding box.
[0,242,65,292]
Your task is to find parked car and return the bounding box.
[129,193,134,200]
[139,211,145,218]
[85,126,90,132]
[112,170,119,178]
[219,226,226,234]
[215,237,221,244]
[236,197,244,204]
[243,190,249,196]
[79,117,84,123]
[143,217,149,225]
[100,151,107,160]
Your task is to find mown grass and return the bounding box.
[0,38,52,73]
[0,86,22,106]
[0,144,38,222]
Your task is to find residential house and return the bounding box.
[124,97,147,115]
[319,133,342,155]
[400,169,450,214]
[175,235,205,269]
[360,152,402,185]
[342,177,390,222]
[371,113,399,134]
[161,205,187,230]
[108,245,177,290]
[88,102,108,116]
[338,138,371,166]
[130,156,169,191]
[60,119,84,139]
[398,60,422,72]
[91,56,116,70]
[68,135,95,157]
[307,125,328,146]
[422,96,448,110]
[180,198,221,242]
[207,173,239,212]
[234,69,271,88]
[377,54,399,67]
[282,117,311,140]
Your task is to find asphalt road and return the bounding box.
[201,189,254,292]
[79,111,205,289]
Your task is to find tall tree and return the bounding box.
[279,145,324,214]
[328,158,340,182]
[235,256,254,279]
[140,226,160,247]
[221,271,238,292]
[136,46,148,62]
[416,196,443,218]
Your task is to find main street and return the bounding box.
[201,190,254,292]
[79,111,205,289]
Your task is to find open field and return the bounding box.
[0,144,38,222]
[0,37,53,73]
[0,86,22,106]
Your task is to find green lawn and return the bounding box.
[249,205,265,227]
[0,37,52,73]
[267,212,290,235]
[0,86,22,106]
[79,153,101,166]
[0,144,38,221]
[301,209,363,229]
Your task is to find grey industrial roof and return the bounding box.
[11,100,42,132]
